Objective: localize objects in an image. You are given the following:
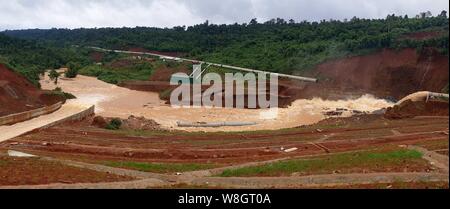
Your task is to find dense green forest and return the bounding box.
[1,11,449,86]
[0,33,91,86]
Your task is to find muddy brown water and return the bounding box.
[40,73,393,132]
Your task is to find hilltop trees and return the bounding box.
[65,62,81,78]
[0,33,91,86]
[49,69,61,85]
[1,11,448,82]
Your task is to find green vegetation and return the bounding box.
[1,11,448,86]
[48,69,61,85]
[78,61,154,84]
[43,87,76,100]
[0,159,7,167]
[218,149,425,177]
[106,118,122,130]
[4,12,448,76]
[65,62,81,78]
[320,181,449,189]
[0,33,91,87]
[104,161,216,173]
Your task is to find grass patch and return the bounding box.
[79,62,153,84]
[104,161,217,173]
[105,118,122,130]
[218,149,424,177]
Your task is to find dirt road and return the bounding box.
[0,100,91,142]
[40,74,393,132]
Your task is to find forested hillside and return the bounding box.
[1,11,449,85]
[0,34,91,86]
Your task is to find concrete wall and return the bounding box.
[0,104,95,142]
[0,102,63,126]
[39,105,95,130]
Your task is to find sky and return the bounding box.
[0,0,448,31]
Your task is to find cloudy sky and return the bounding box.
[0,0,448,30]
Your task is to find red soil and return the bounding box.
[120,47,448,109]
[300,48,449,100]
[89,51,104,63]
[149,65,190,81]
[3,115,447,165]
[0,64,62,116]
[118,65,190,97]
[0,155,133,186]
[108,59,135,68]
[120,63,309,108]
[385,100,449,119]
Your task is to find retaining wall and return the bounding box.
[0,102,63,126]
[39,105,95,130]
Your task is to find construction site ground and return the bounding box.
[1,114,448,188]
[1,46,448,188]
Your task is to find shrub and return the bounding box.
[49,69,60,84]
[66,62,81,78]
[46,88,77,100]
[62,92,76,99]
[65,68,79,78]
[106,118,122,130]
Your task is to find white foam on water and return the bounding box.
[289,94,394,113]
[71,93,111,112]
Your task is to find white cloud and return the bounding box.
[0,0,448,30]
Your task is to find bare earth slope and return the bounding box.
[0,64,61,116]
[299,48,449,101]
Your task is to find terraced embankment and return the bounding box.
[0,100,94,142]
[0,102,63,126]
[0,114,448,188]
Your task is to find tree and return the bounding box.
[2,14,448,79]
[439,10,448,18]
[49,69,61,85]
[420,11,432,19]
[65,62,80,78]
[249,18,258,25]
[276,18,287,24]
[106,118,122,130]
[265,18,276,25]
